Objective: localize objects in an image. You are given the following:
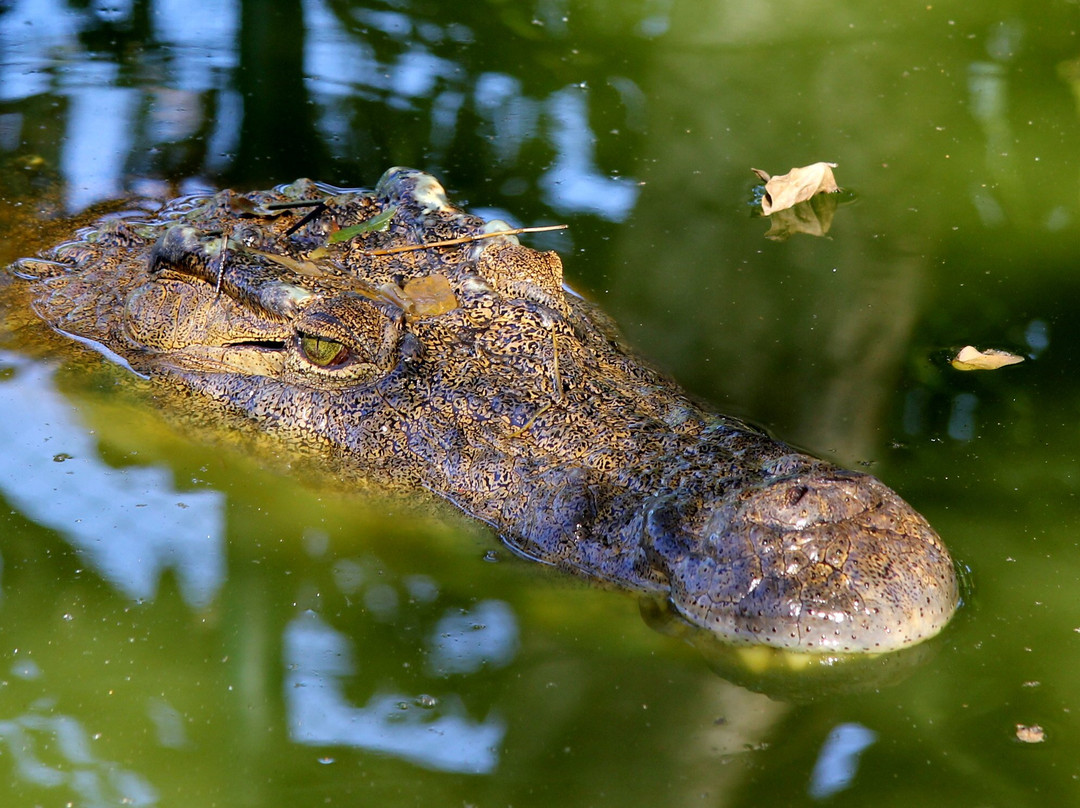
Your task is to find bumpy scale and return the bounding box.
[9,168,959,653]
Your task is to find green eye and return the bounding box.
[299,334,350,368]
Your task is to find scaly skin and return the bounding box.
[8,168,958,652]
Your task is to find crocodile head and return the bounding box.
[11,168,959,654]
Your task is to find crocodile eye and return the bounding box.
[298,334,350,368]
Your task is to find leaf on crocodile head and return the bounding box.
[222,192,295,218]
[950,345,1026,371]
[401,275,458,317]
[224,194,261,216]
[245,247,332,278]
[752,162,840,215]
[329,205,398,244]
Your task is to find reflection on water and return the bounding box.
[1,0,241,210]
[0,351,224,607]
[0,663,157,807]
[428,599,518,676]
[540,87,639,220]
[0,0,641,221]
[807,722,877,801]
[284,611,508,774]
[0,342,519,781]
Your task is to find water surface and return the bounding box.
[1,1,1078,806]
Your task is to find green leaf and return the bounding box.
[329,206,397,243]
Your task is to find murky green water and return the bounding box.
[0,1,1078,805]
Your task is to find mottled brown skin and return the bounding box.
[9,168,958,653]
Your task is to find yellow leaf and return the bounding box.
[753,162,840,215]
[402,275,458,317]
[950,345,1025,371]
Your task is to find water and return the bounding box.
[0,1,1078,805]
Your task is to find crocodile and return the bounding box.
[7,168,958,653]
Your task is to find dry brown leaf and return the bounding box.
[951,345,1025,371]
[753,162,840,215]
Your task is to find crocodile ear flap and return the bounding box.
[474,244,570,315]
[372,309,407,369]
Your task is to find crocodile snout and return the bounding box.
[656,472,959,653]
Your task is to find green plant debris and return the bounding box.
[329,205,397,243]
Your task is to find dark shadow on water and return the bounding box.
[230,0,329,185]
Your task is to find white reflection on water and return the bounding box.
[474,72,538,164]
[541,88,640,221]
[0,352,225,607]
[0,0,79,102]
[808,722,877,800]
[0,660,158,806]
[302,0,456,104]
[428,599,519,676]
[284,610,507,774]
[149,0,239,82]
[61,83,138,212]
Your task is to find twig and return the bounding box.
[358,224,568,256]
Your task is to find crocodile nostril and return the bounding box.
[741,475,875,531]
[784,485,808,507]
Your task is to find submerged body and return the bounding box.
[8,168,958,652]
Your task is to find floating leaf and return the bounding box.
[752,162,839,215]
[329,205,397,243]
[950,345,1025,371]
[1016,724,1045,743]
